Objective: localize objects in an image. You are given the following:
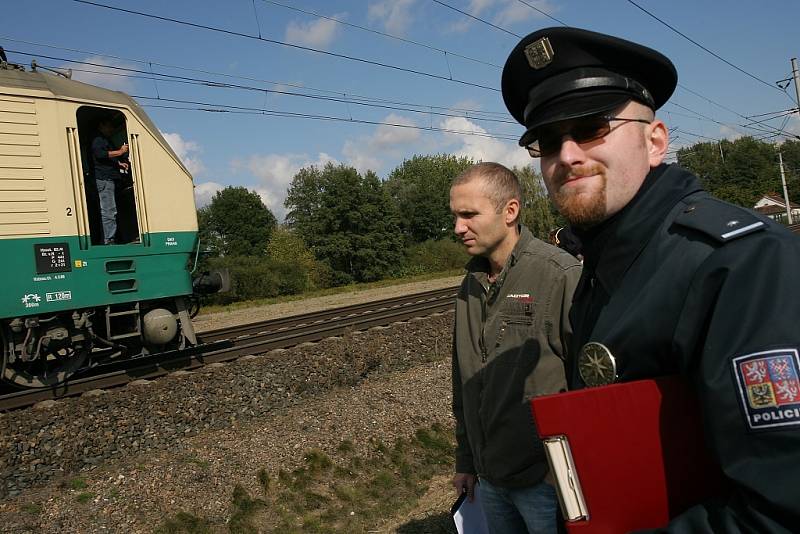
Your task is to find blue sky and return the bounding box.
[4,0,799,219]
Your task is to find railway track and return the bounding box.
[0,286,457,411]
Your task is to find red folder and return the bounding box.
[531,376,728,533]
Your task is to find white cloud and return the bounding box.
[468,0,496,15]
[446,19,473,34]
[368,0,416,35]
[161,132,206,176]
[718,125,744,141]
[494,1,534,26]
[70,56,137,93]
[440,117,530,169]
[232,152,338,221]
[445,0,557,32]
[194,181,224,208]
[342,113,421,173]
[444,0,493,33]
[285,16,342,49]
[498,0,557,25]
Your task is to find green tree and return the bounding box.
[384,154,475,244]
[266,225,331,289]
[513,165,559,240]
[285,163,404,283]
[677,137,781,207]
[197,186,276,257]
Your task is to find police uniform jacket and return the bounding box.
[570,163,800,531]
[453,225,581,488]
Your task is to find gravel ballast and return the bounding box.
[0,311,456,532]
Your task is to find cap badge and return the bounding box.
[524,37,554,69]
[578,342,617,387]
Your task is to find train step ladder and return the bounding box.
[105,302,142,341]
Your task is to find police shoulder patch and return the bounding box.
[674,197,765,243]
[733,348,800,431]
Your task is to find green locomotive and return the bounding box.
[1,58,205,388]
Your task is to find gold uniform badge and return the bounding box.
[524,37,554,69]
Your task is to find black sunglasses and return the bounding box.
[526,115,652,158]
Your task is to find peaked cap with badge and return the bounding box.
[501,27,678,146]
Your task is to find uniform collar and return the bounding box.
[575,164,703,294]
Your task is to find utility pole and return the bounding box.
[781,58,800,225]
[792,58,800,116]
[779,151,793,224]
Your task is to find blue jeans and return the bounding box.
[479,478,558,534]
[96,179,117,244]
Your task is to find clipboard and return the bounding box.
[451,484,489,534]
[531,375,728,533]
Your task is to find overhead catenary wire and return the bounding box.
[71,0,500,92]
[55,3,796,142]
[133,95,522,141]
[17,50,792,149]
[0,36,511,116]
[514,0,568,26]
[419,1,798,140]
[15,55,518,130]
[662,101,795,140]
[742,110,799,129]
[430,0,521,38]
[665,101,751,138]
[746,107,800,120]
[37,52,790,143]
[5,48,512,124]
[626,0,793,98]
[10,4,798,147]
[675,84,800,141]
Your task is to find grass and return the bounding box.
[180,455,211,469]
[21,503,42,515]
[228,484,267,534]
[66,477,87,490]
[197,270,462,315]
[257,468,270,493]
[156,424,455,533]
[264,423,455,532]
[76,492,93,503]
[155,512,213,534]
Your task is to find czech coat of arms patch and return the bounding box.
[733,348,800,430]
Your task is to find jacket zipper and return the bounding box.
[480,279,489,363]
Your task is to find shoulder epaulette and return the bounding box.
[673,196,766,243]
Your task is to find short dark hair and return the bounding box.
[452,162,523,214]
[96,116,114,129]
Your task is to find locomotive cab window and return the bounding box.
[76,106,140,246]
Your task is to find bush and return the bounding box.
[402,239,468,274]
[266,226,333,290]
[203,255,310,304]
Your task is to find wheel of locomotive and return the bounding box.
[1,323,90,389]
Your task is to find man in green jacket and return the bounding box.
[450,162,581,533]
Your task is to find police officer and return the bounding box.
[502,27,800,531]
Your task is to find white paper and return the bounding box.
[452,484,490,534]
